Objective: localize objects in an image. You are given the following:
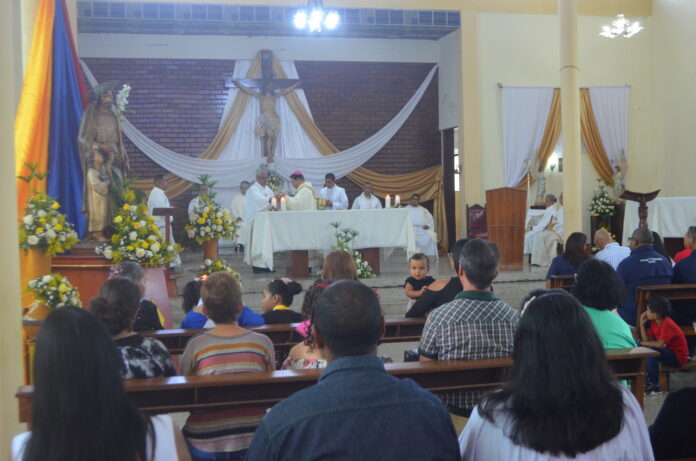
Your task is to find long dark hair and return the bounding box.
[301,280,331,349]
[267,278,303,306]
[23,306,153,461]
[89,277,142,335]
[563,232,590,268]
[480,290,624,457]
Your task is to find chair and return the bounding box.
[466,204,488,239]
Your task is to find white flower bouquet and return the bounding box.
[329,222,373,279]
[588,180,615,217]
[185,175,239,243]
[196,258,242,287]
[27,273,82,309]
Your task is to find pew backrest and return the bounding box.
[635,284,696,336]
[549,274,575,291]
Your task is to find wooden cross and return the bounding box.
[224,49,301,92]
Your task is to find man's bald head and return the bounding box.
[594,229,614,249]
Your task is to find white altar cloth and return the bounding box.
[245,208,416,270]
[622,197,696,244]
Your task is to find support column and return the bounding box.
[559,0,583,233]
[458,11,484,234]
[1,0,27,445]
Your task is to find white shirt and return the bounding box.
[230,193,246,222]
[147,186,170,230]
[596,242,632,270]
[188,196,201,216]
[351,193,382,210]
[244,182,274,223]
[318,185,348,210]
[286,182,317,211]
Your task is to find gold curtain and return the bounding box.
[580,88,614,184]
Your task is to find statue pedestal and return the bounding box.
[52,244,113,307]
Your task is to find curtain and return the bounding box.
[588,87,629,171]
[580,89,614,184]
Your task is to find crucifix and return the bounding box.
[225,50,301,163]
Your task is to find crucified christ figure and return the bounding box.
[232,79,301,163]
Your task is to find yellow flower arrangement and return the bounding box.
[27,273,81,309]
[196,258,242,287]
[185,175,239,244]
[18,191,79,256]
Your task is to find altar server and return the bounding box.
[351,182,382,210]
[147,175,181,268]
[318,173,348,210]
[286,171,317,211]
[230,180,250,223]
[408,194,437,257]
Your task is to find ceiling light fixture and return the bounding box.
[293,0,340,32]
[599,13,644,38]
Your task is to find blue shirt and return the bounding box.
[244,355,460,461]
[181,306,265,329]
[671,252,696,324]
[616,245,673,326]
[545,255,579,280]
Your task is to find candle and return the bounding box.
[385,194,391,209]
[271,197,277,209]
[395,195,401,207]
[280,197,287,211]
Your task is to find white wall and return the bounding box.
[436,30,460,130]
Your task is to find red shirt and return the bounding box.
[675,248,693,263]
[648,317,689,366]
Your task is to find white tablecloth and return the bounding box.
[622,197,696,244]
[245,208,416,270]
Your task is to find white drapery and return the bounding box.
[588,87,630,168]
[501,87,554,187]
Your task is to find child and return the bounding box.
[181,272,274,459]
[181,279,264,329]
[261,278,304,324]
[404,253,435,310]
[639,296,689,395]
[282,280,331,370]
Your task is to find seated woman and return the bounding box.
[322,250,358,281]
[113,261,164,331]
[545,232,591,287]
[572,259,635,349]
[261,278,304,324]
[90,277,176,379]
[459,290,652,460]
[11,306,190,461]
[282,281,330,370]
[405,238,469,318]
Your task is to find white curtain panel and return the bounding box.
[588,86,630,167]
[502,87,555,187]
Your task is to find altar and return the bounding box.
[622,197,696,244]
[245,208,416,273]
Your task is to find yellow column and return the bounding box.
[1,0,28,446]
[558,0,582,233]
[458,11,484,233]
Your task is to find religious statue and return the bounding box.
[527,155,547,207]
[84,149,112,242]
[613,154,629,203]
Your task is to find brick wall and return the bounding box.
[83,58,440,206]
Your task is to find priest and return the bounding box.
[351,182,382,210]
[230,180,250,223]
[147,175,181,268]
[408,194,437,257]
[530,193,564,266]
[244,166,275,272]
[523,193,560,264]
[187,185,208,217]
[285,171,317,211]
[318,173,348,210]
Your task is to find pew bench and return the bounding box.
[16,347,657,424]
[549,274,575,291]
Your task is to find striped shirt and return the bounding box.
[596,242,632,270]
[181,330,275,454]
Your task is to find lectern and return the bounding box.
[485,188,526,270]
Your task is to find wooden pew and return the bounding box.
[635,284,696,336]
[16,347,657,424]
[549,274,575,291]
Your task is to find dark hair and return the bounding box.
[267,278,303,306]
[182,280,202,313]
[459,239,499,289]
[647,296,671,318]
[409,252,430,267]
[631,227,653,245]
[480,290,623,457]
[314,280,382,357]
[450,238,470,273]
[301,280,331,349]
[240,180,250,187]
[652,231,669,259]
[201,272,242,323]
[573,259,626,311]
[116,261,145,283]
[290,173,304,180]
[323,250,358,281]
[563,232,590,268]
[24,306,152,461]
[325,173,336,181]
[89,278,142,335]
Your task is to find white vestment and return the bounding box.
[287,182,317,211]
[187,197,201,217]
[351,193,382,210]
[147,186,181,267]
[530,206,564,266]
[318,185,348,210]
[409,205,437,256]
[523,203,559,255]
[230,194,246,222]
[243,182,274,267]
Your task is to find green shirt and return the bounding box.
[583,305,636,350]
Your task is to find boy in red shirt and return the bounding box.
[639,296,690,395]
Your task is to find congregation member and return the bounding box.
[594,228,631,270]
[572,259,635,350]
[617,227,673,325]
[318,172,348,210]
[147,174,181,269]
[182,272,275,460]
[322,250,359,281]
[245,166,275,272]
[405,238,468,318]
[652,231,670,260]
[231,180,250,223]
[419,239,519,433]
[180,279,265,329]
[281,280,330,370]
[529,193,564,267]
[261,278,305,324]
[523,193,561,265]
[545,232,591,287]
[113,261,164,332]
[89,278,176,379]
[403,252,435,310]
[649,387,696,460]
[408,193,438,257]
[351,182,382,209]
[285,170,316,211]
[12,306,190,460]
[245,280,460,460]
[674,226,696,263]
[459,290,653,460]
[672,227,696,325]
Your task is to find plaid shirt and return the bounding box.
[419,290,519,412]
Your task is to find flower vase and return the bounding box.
[202,239,218,260]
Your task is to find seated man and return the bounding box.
[419,239,519,434]
[530,193,564,266]
[523,193,560,265]
[245,280,460,460]
[671,227,696,325]
[318,173,348,210]
[351,182,382,210]
[594,228,631,270]
[285,170,316,211]
[408,194,437,257]
[616,227,673,326]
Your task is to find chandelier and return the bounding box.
[293,0,340,32]
[599,14,644,38]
